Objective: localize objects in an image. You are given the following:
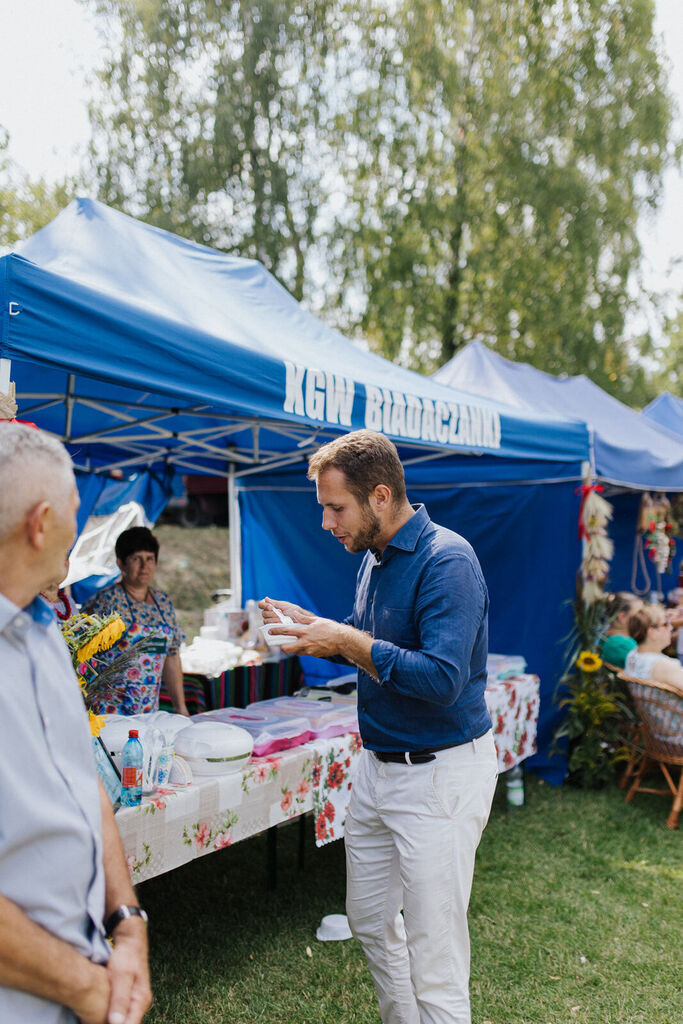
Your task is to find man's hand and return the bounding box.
[97,782,152,1023]
[269,619,379,679]
[268,617,344,658]
[66,960,110,1024]
[105,921,152,1024]
[0,891,113,1024]
[259,597,315,624]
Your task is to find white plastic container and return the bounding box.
[259,622,298,646]
[174,722,253,775]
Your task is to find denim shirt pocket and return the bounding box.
[372,605,419,648]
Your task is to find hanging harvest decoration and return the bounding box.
[632,492,676,595]
[577,481,614,605]
[642,496,675,575]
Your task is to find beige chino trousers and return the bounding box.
[345,731,498,1024]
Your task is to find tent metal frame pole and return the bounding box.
[228,464,242,608]
[0,358,11,395]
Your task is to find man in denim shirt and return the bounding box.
[262,429,498,1024]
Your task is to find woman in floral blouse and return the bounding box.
[82,526,189,716]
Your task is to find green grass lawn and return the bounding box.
[138,775,682,1024]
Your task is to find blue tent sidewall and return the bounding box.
[239,470,583,784]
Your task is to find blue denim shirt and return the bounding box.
[346,505,492,751]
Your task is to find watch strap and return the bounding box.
[104,904,148,938]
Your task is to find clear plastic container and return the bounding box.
[247,697,359,739]
[192,707,314,756]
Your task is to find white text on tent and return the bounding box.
[284,362,355,425]
[364,386,501,449]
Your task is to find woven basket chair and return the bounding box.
[618,671,683,830]
[602,663,642,791]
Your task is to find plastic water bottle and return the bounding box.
[120,729,143,807]
[506,765,524,808]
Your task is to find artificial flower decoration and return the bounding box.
[88,710,107,738]
[60,613,126,666]
[576,650,603,673]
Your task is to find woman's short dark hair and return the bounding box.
[628,605,665,644]
[307,429,406,506]
[115,526,159,562]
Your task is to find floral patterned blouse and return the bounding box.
[82,583,186,715]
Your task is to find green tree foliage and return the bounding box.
[0,129,74,247]
[651,299,683,397]
[327,0,678,400]
[86,0,337,300]
[85,1,678,401]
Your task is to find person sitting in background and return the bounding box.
[598,591,643,668]
[625,605,683,693]
[81,526,189,716]
[665,588,683,664]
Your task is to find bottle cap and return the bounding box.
[128,729,139,738]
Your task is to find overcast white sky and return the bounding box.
[1,0,682,311]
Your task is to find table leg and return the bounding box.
[266,826,278,891]
[297,813,306,871]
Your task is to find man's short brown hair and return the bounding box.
[307,429,407,505]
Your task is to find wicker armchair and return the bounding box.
[617,670,683,830]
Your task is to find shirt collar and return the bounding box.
[0,592,55,633]
[370,504,430,563]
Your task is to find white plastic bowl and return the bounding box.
[259,623,298,647]
[316,914,353,942]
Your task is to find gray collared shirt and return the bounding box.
[0,594,109,1023]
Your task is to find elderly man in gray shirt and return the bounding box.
[0,423,152,1024]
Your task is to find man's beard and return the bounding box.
[346,505,381,554]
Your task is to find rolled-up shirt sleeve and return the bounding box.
[370,551,487,707]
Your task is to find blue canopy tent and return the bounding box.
[433,341,683,598]
[1,199,591,780]
[643,392,683,438]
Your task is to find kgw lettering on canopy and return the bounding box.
[283,361,501,450]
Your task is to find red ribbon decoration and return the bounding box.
[575,483,604,541]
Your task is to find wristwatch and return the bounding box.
[104,904,149,938]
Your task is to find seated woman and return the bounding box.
[625,606,683,694]
[666,588,683,663]
[82,526,189,716]
[598,592,643,668]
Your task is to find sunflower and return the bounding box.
[76,616,126,663]
[576,650,602,673]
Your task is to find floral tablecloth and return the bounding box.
[485,673,540,770]
[116,731,363,883]
[117,677,539,882]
